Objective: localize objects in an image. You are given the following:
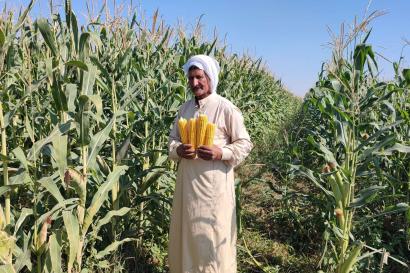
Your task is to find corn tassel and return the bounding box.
[188,118,196,148]
[196,114,208,147]
[178,118,189,144]
[204,123,216,146]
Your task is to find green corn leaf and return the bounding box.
[87,117,115,170]
[12,147,29,171]
[37,18,58,57]
[0,185,21,197]
[39,176,65,204]
[138,169,166,195]
[307,135,337,165]
[0,185,12,196]
[402,68,410,86]
[82,165,128,234]
[66,60,88,71]
[383,203,409,215]
[65,0,72,30]
[51,74,68,112]
[349,185,386,209]
[353,44,369,73]
[37,198,77,225]
[88,95,103,123]
[2,0,34,50]
[62,211,79,273]
[81,64,96,96]
[13,233,32,272]
[288,164,334,198]
[49,233,62,273]
[362,203,410,221]
[331,224,344,240]
[359,134,396,161]
[0,28,5,47]
[0,265,15,273]
[9,171,32,187]
[114,47,132,74]
[95,238,135,260]
[13,208,33,237]
[115,135,131,163]
[65,84,78,113]
[94,207,131,233]
[28,121,73,161]
[0,153,13,163]
[77,95,91,146]
[79,32,90,60]
[376,143,410,155]
[90,56,111,87]
[24,115,35,143]
[354,121,402,152]
[51,134,68,183]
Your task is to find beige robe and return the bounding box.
[168,93,253,273]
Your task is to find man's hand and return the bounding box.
[197,145,222,161]
[177,144,196,159]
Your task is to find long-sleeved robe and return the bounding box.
[168,93,253,273]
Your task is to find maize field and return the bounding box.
[0,1,300,272]
[1,2,409,273]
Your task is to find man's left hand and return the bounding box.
[197,145,223,161]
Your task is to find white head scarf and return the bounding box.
[182,54,220,94]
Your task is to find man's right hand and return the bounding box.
[176,144,196,159]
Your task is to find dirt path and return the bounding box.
[236,163,321,273]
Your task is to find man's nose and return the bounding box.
[192,78,199,86]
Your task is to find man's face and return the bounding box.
[188,68,211,99]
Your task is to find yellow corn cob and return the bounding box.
[204,123,216,146]
[196,114,208,147]
[178,118,188,144]
[187,118,196,148]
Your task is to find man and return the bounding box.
[168,54,253,273]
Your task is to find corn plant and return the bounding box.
[290,16,410,273]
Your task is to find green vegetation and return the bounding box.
[0,2,408,273]
[261,13,410,273]
[0,1,298,272]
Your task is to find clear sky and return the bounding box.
[12,0,410,97]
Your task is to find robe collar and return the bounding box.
[195,92,218,109]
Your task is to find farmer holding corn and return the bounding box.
[168,54,253,273]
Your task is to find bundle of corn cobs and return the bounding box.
[178,114,216,148]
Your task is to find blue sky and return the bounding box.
[13,0,410,97]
